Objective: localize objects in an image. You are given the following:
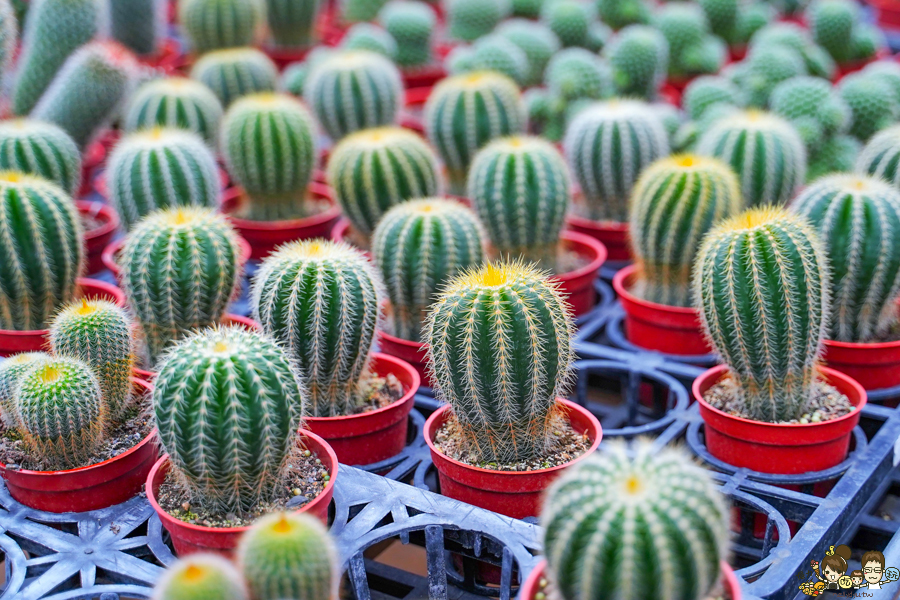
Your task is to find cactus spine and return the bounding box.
[124,78,224,146]
[151,554,248,600]
[266,0,319,49]
[372,198,486,342]
[541,441,730,600]
[252,240,382,418]
[693,208,830,423]
[190,48,279,108]
[120,207,241,363]
[110,0,163,56]
[179,0,261,53]
[238,512,339,600]
[0,120,82,196]
[153,327,304,513]
[327,127,441,237]
[857,125,900,189]
[630,155,742,308]
[791,175,900,343]
[0,352,50,426]
[425,262,576,464]
[378,0,436,68]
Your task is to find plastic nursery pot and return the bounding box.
[870,0,900,29]
[565,215,631,262]
[694,364,867,475]
[0,278,125,357]
[0,378,159,513]
[261,44,313,70]
[553,231,606,317]
[377,330,433,388]
[146,428,338,557]
[424,399,602,520]
[402,66,446,90]
[220,181,342,260]
[612,264,713,356]
[303,352,420,465]
[77,200,120,275]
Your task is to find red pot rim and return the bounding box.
[823,337,900,352]
[82,140,107,171]
[566,214,629,234]
[378,329,425,352]
[101,234,252,277]
[76,200,120,241]
[221,182,341,231]
[555,230,607,284]
[613,263,700,317]
[405,87,434,107]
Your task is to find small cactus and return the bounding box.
[238,512,339,600]
[446,0,510,41]
[280,47,336,98]
[0,352,50,427]
[730,45,807,108]
[809,134,861,181]
[341,23,397,59]
[304,50,404,141]
[0,120,81,196]
[770,76,850,150]
[252,240,382,418]
[857,125,900,189]
[339,0,388,23]
[861,61,900,105]
[151,554,248,600]
[326,126,441,238]
[120,207,241,363]
[694,208,830,423]
[372,198,486,342]
[749,22,835,79]
[604,24,669,101]
[597,0,650,29]
[451,34,529,87]
[807,0,858,65]
[511,0,542,18]
[496,19,561,87]
[190,47,278,108]
[791,175,900,343]
[545,47,615,103]
[153,327,305,513]
[653,2,724,78]
[378,0,436,68]
[178,0,261,53]
[123,78,224,146]
[266,0,319,49]
[838,73,899,142]
[540,0,593,49]
[682,75,744,122]
[110,0,163,56]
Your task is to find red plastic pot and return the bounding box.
[77,200,120,275]
[566,215,630,261]
[0,278,125,357]
[694,364,866,474]
[378,330,433,388]
[221,182,341,260]
[553,231,606,317]
[823,338,900,396]
[613,264,713,355]
[425,399,602,519]
[871,0,900,29]
[0,378,159,512]
[402,66,445,90]
[304,352,420,465]
[262,44,313,70]
[146,428,337,556]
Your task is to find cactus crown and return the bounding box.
[151,554,248,600]
[0,352,50,427]
[190,47,279,108]
[0,119,82,196]
[124,77,224,146]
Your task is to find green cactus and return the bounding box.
[31,41,137,150]
[808,134,861,181]
[541,441,730,600]
[862,61,900,105]
[733,2,774,47]
[791,175,900,343]
[682,75,744,121]
[838,73,899,142]
[107,128,220,230]
[123,78,224,146]
[447,0,510,41]
[654,2,724,78]
[304,50,403,141]
[496,19,560,87]
[252,240,382,418]
[510,0,541,18]
[851,23,885,62]
[694,208,830,423]
[0,173,83,331]
[698,0,736,42]
[546,48,615,102]
[0,120,81,196]
[749,22,835,80]
[238,512,338,600]
[221,93,318,222]
[596,0,650,29]
[326,126,441,238]
[604,24,669,101]
[424,72,526,193]
[586,21,612,53]
[341,23,397,59]
[190,47,278,108]
[178,0,261,53]
[16,357,105,470]
[425,261,575,463]
[629,154,742,308]
[110,0,162,56]
[857,125,900,189]
[770,76,850,150]
[120,207,241,363]
[0,352,49,427]
[266,0,319,49]
[730,45,807,108]
[378,0,435,68]
[339,0,388,23]
[0,0,16,85]
[807,0,857,64]
[11,0,107,116]
[563,99,670,222]
[280,47,335,98]
[153,326,304,513]
[151,554,248,600]
[540,0,592,48]
[372,198,486,343]
[461,35,529,86]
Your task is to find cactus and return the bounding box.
[304,50,403,141]
[151,554,248,600]
[107,128,220,230]
[733,2,774,47]
[467,136,569,267]
[190,48,278,108]
[326,126,441,237]
[629,155,742,308]
[0,0,16,85]
[851,23,885,63]
[809,134,861,181]
[341,23,397,60]
[496,19,560,87]
[586,21,612,53]
[540,0,592,48]
[120,207,240,363]
[339,0,387,23]
[838,73,899,142]
[379,0,435,68]
[807,0,857,65]
[597,0,650,29]
[563,100,670,222]
[749,22,835,80]
[697,110,807,208]
[110,0,163,56]
[31,41,136,150]
[372,198,486,342]
[460,35,529,86]
[178,0,261,53]
[546,48,615,102]
[541,441,730,600]
[857,125,900,190]
[221,93,318,222]
[266,0,319,49]
[11,0,107,116]
[252,240,382,418]
[153,327,304,513]
[123,78,224,146]
[280,47,335,98]
[424,72,526,193]
[682,75,744,121]
[653,2,723,78]
[861,61,900,105]
[425,261,575,464]
[0,173,83,331]
[510,0,541,18]
[238,512,338,600]
[694,208,829,423]
[730,45,807,108]
[770,76,850,151]
[699,0,737,42]
[0,120,81,196]
[16,357,105,470]
[0,352,50,427]
[791,175,900,343]
[604,24,669,101]
[446,0,510,42]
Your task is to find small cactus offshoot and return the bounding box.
[151,554,248,600]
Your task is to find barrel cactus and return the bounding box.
[110,0,162,56]
[266,0,319,49]
[694,208,830,423]
[341,23,397,59]
[190,47,278,108]
[0,352,50,427]
[604,24,668,101]
[153,326,305,513]
[0,173,83,331]
[379,0,436,68]
[327,126,441,238]
[238,512,338,600]
[221,93,318,222]
[0,120,81,196]
[446,0,510,41]
[252,240,382,418]
[179,0,261,53]
[372,198,486,342]
[856,125,900,189]
[496,19,560,87]
[120,207,241,363]
[123,78,224,146]
[541,441,729,600]
[280,47,335,98]
[151,554,248,600]
[770,76,850,150]
[838,73,899,142]
[454,35,529,87]
[682,76,744,122]
[862,61,900,105]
